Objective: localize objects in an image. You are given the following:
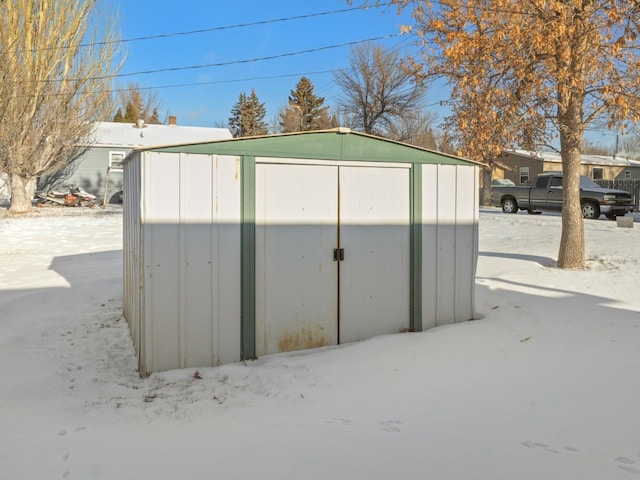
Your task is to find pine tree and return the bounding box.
[148,108,161,124]
[123,101,138,123]
[112,83,163,124]
[279,77,331,132]
[113,108,124,122]
[228,89,268,137]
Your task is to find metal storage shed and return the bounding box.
[123,128,479,375]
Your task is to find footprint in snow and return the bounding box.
[378,420,404,433]
[521,441,580,455]
[325,417,355,426]
[615,456,640,475]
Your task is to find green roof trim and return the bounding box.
[140,128,476,166]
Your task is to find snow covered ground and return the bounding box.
[1,205,640,480]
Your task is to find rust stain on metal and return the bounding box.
[278,326,327,353]
[234,158,240,182]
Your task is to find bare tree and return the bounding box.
[385,110,438,149]
[435,132,457,156]
[0,0,121,213]
[581,139,612,156]
[112,82,164,124]
[617,132,640,160]
[334,42,426,137]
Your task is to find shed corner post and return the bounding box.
[241,155,257,360]
[411,163,423,332]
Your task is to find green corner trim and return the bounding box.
[240,155,256,360]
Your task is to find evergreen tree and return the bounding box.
[279,77,331,132]
[112,83,164,124]
[123,101,138,123]
[148,108,161,124]
[228,89,268,137]
[113,108,124,122]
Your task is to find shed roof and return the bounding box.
[133,128,478,166]
[85,121,232,149]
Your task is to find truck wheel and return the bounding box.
[605,213,617,220]
[527,209,542,215]
[501,198,518,214]
[581,201,600,219]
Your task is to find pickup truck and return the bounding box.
[491,172,634,219]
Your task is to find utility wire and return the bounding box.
[108,3,393,45]
[106,70,338,95]
[27,2,394,52]
[37,43,417,97]
[65,33,405,82]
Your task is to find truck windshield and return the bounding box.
[580,176,603,189]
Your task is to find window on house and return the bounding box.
[109,151,126,169]
[625,170,631,179]
[519,167,530,184]
[592,167,604,180]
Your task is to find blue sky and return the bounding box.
[102,1,436,129]
[101,0,618,149]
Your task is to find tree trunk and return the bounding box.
[557,149,584,268]
[480,164,493,206]
[9,174,33,213]
[557,88,585,269]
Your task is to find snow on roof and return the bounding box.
[87,121,232,148]
[509,149,640,167]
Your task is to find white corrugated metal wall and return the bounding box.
[421,164,479,329]
[125,151,241,374]
[123,148,479,374]
[123,152,142,371]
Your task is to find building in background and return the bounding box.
[497,149,640,185]
[38,117,232,203]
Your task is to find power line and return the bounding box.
[111,3,393,45]
[111,70,337,94]
[28,59,431,99]
[68,33,405,82]
[9,65,424,101]
[27,3,394,52]
[38,42,419,98]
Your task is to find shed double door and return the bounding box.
[255,162,410,356]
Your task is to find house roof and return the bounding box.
[509,149,640,168]
[134,128,480,167]
[86,121,232,148]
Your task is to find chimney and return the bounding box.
[169,115,177,126]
